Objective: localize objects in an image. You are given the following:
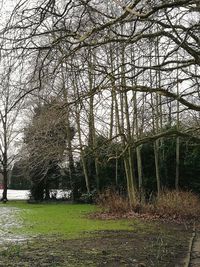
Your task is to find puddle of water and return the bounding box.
[0,206,28,245]
[0,189,70,245]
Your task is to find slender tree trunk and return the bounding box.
[121,43,137,205]
[61,64,77,201]
[136,146,143,197]
[77,112,90,193]
[44,176,50,200]
[175,62,180,190]
[113,76,136,205]
[2,163,8,202]
[2,115,8,202]
[109,89,114,140]
[132,49,143,198]
[175,136,180,190]
[109,43,118,186]
[154,141,161,196]
[78,122,90,194]
[149,41,161,197]
[115,151,118,187]
[88,52,100,191]
[72,77,90,194]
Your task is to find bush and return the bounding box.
[151,190,200,220]
[97,189,132,214]
[97,189,200,221]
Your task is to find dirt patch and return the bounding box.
[89,210,200,227]
[0,227,190,267]
[0,205,192,266]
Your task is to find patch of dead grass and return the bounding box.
[97,189,200,224]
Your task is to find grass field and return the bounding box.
[6,201,136,238]
[0,201,190,266]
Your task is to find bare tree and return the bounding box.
[0,0,199,203]
[0,64,24,201]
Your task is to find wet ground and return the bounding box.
[0,230,189,267]
[0,207,27,245]
[0,204,197,267]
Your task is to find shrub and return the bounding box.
[97,189,200,221]
[152,190,200,220]
[97,189,131,214]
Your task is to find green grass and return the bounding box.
[5,201,136,238]
[0,202,189,267]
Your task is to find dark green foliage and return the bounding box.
[29,160,64,201]
[30,179,45,201]
[76,134,200,199]
[181,142,200,192]
[140,143,157,195]
[22,112,200,201]
[9,160,31,190]
[24,100,74,201]
[84,136,126,192]
[140,138,200,195]
[72,136,127,201]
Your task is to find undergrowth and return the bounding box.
[97,189,131,214]
[151,190,200,220]
[97,189,200,221]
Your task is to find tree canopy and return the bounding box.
[0,0,199,202]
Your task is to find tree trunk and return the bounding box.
[44,177,50,200]
[175,61,180,190]
[61,63,77,201]
[154,141,161,197]
[88,52,100,191]
[2,164,8,202]
[121,42,137,205]
[2,117,8,202]
[73,80,90,194]
[175,137,180,190]
[150,39,161,197]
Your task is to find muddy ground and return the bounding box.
[0,226,190,267]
